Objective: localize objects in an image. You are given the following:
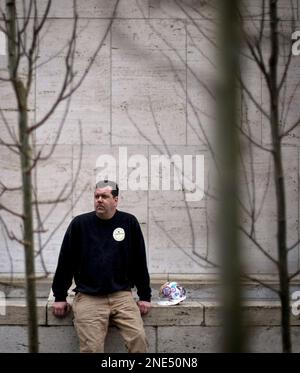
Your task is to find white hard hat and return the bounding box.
[157,281,186,306]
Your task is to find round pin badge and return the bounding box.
[113,227,125,241]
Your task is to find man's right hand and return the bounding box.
[52,301,71,318]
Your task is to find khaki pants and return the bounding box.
[72,291,148,353]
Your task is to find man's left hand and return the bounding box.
[137,300,151,315]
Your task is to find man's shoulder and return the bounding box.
[117,210,138,223]
[72,211,95,224]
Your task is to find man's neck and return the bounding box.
[96,209,117,220]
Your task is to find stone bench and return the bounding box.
[1,293,300,352]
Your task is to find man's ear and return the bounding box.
[114,196,119,203]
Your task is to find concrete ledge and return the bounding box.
[47,297,205,326]
[200,300,300,326]
[1,295,299,327]
[0,294,300,353]
[0,299,47,325]
[45,292,300,327]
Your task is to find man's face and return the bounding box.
[94,186,118,219]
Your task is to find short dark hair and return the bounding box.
[95,180,119,197]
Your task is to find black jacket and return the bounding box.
[52,210,151,302]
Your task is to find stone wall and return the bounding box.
[0,1,299,284]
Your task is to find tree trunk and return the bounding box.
[6,0,39,353]
[269,0,291,353]
[19,82,39,353]
[218,0,243,352]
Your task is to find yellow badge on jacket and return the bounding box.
[113,227,125,241]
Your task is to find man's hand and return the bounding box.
[52,301,71,318]
[137,300,151,315]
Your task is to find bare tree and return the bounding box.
[0,0,119,352]
[237,0,299,353]
[131,0,299,352]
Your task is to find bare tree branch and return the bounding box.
[238,124,273,152]
[0,214,24,244]
[0,181,22,197]
[239,225,278,266]
[154,214,219,269]
[0,202,25,218]
[36,181,89,257]
[1,224,14,282]
[254,155,272,222]
[28,0,120,133]
[241,273,279,294]
[280,117,300,139]
[238,74,271,121]
[0,108,21,147]
[281,80,300,135]
[287,239,300,253]
[289,269,300,281]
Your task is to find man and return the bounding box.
[52,180,151,353]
